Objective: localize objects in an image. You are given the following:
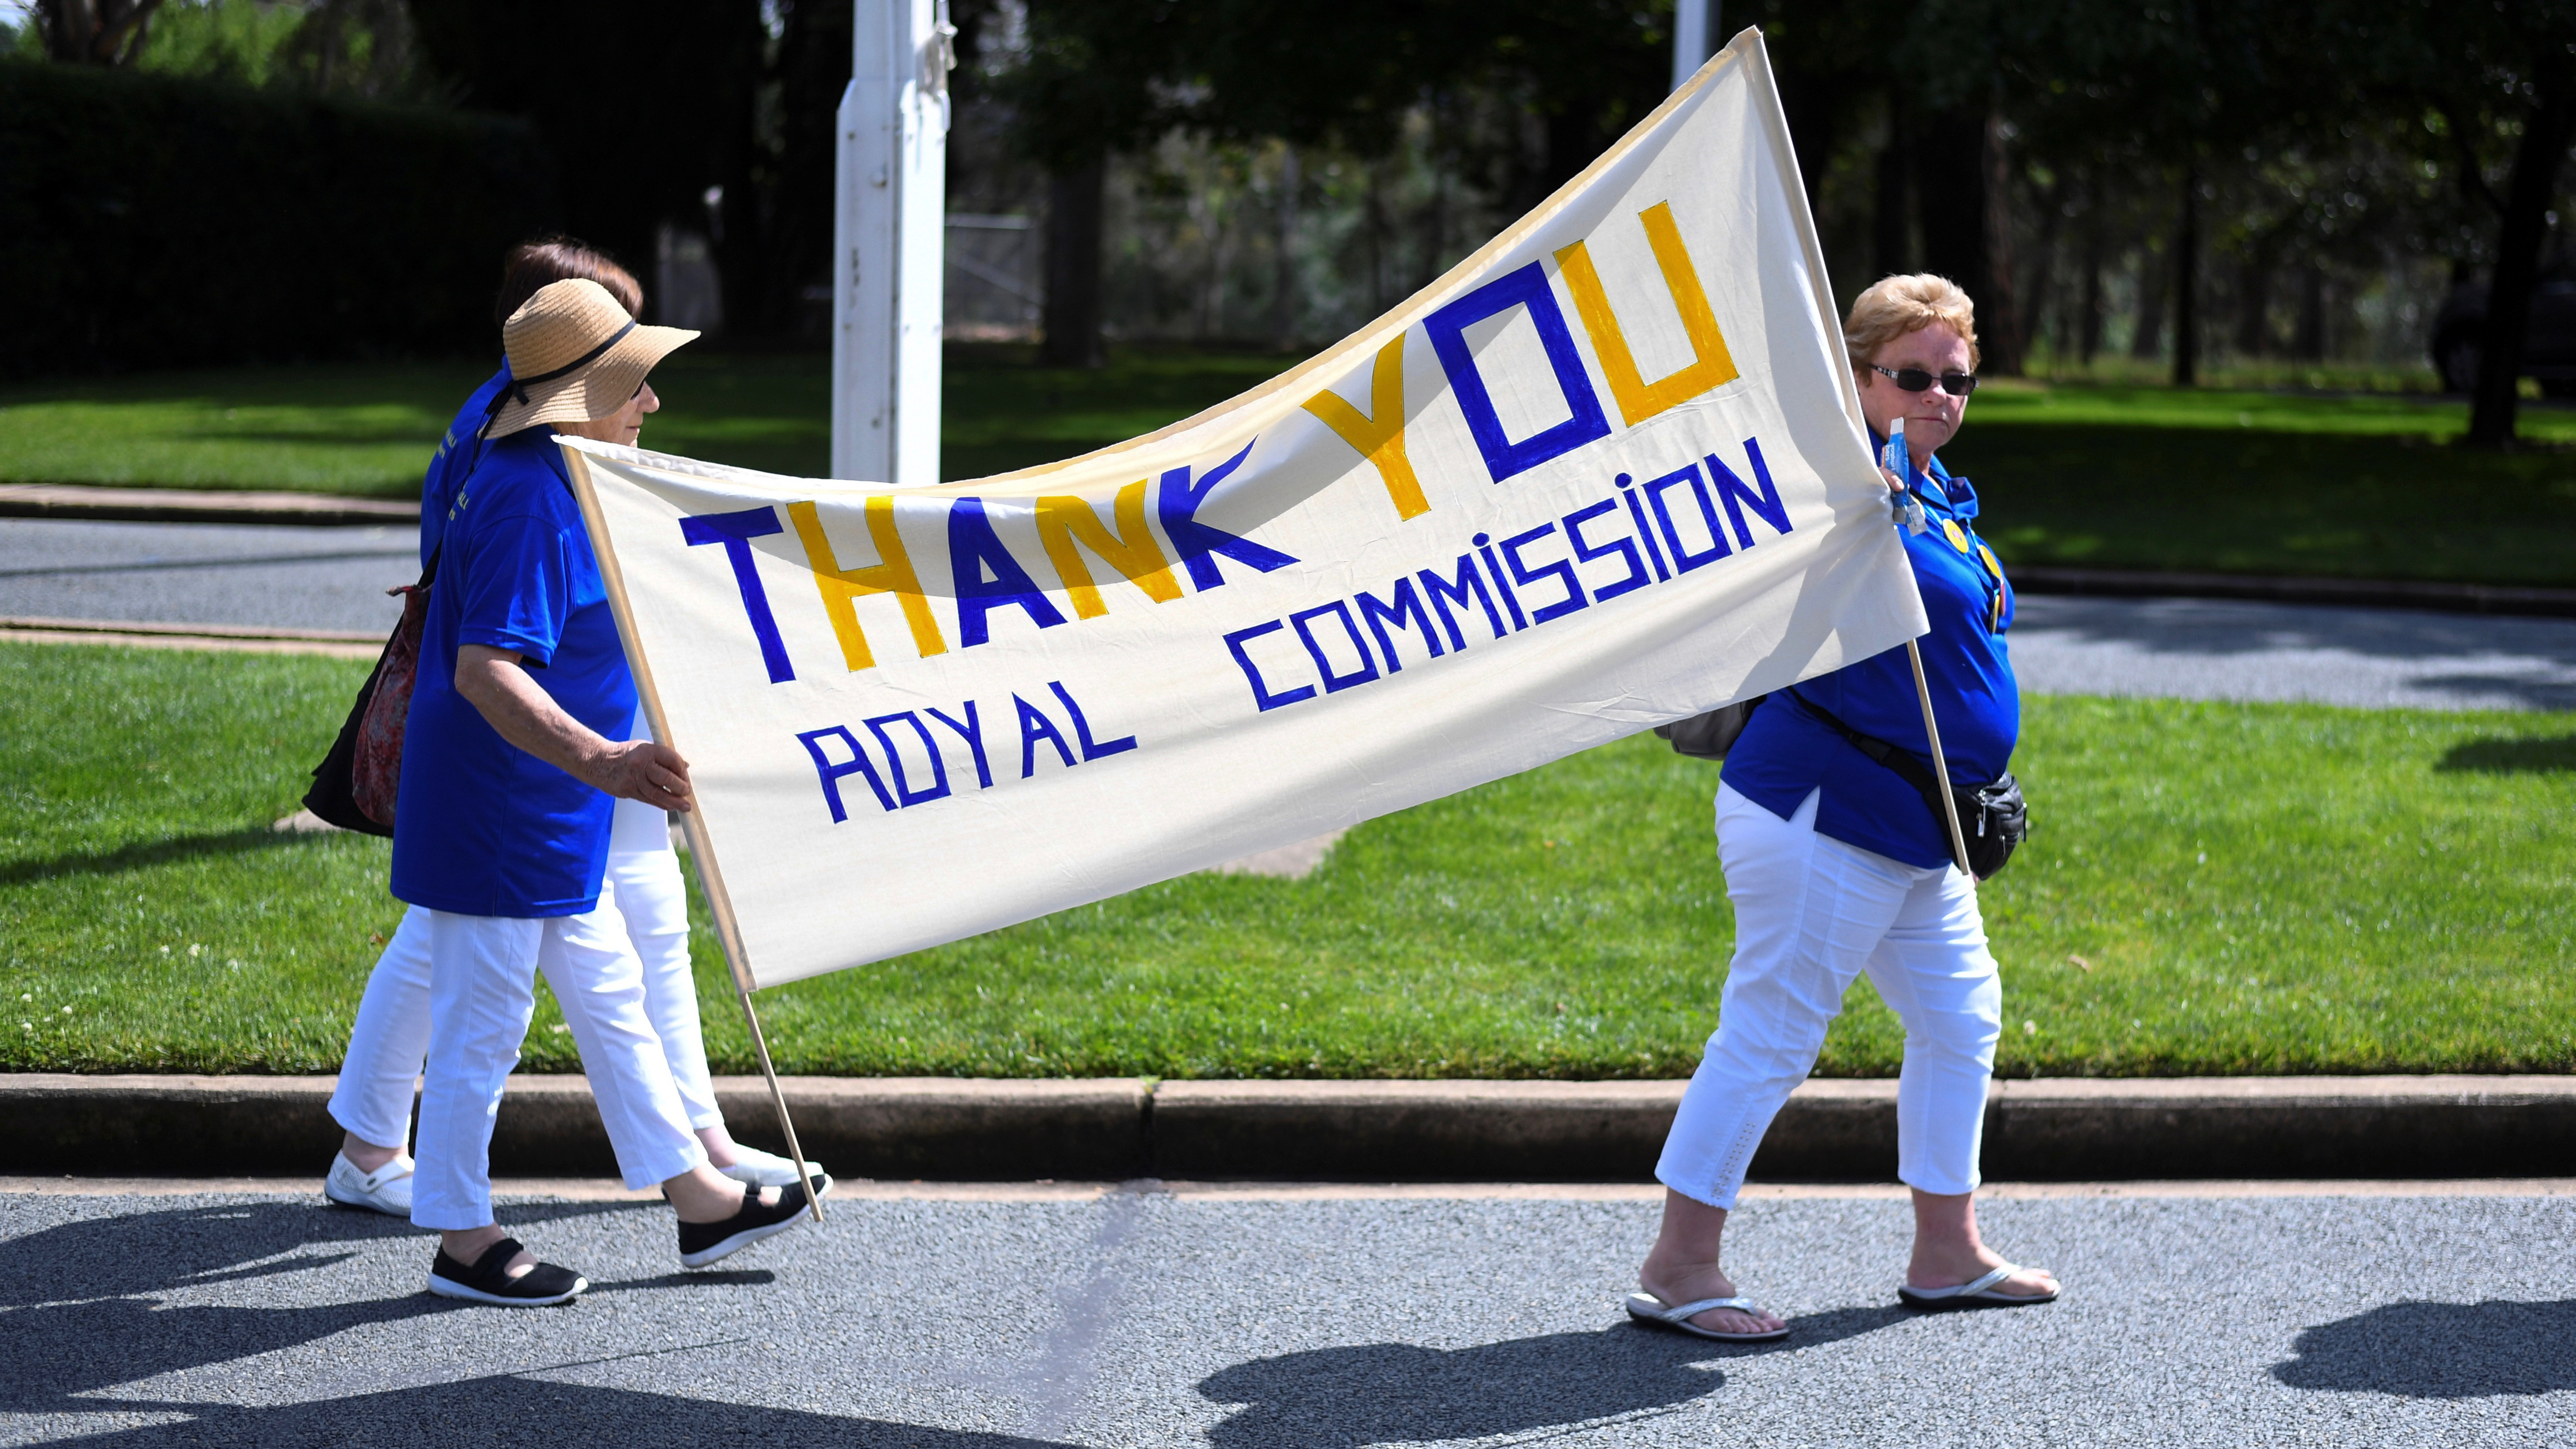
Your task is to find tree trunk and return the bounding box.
[1041,155,1106,369]
[37,0,163,65]
[2078,178,2105,365]
[2292,265,2326,361]
[2468,58,2576,449]
[1872,93,1910,278]
[1272,145,1300,351]
[2234,246,2273,359]
[2130,233,2167,361]
[1913,104,1985,302]
[1978,108,2023,376]
[2172,166,2200,387]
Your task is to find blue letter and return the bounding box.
[1422,262,1612,483]
[1355,578,1444,672]
[1708,437,1793,548]
[795,725,893,822]
[1417,556,1507,650]
[1564,498,1649,601]
[682,507,794,683]
[1048,681,1138,760]
[863,711,950,806]
[1290,601,1381,693]
[950,497,1068,647]
[925,702,992,788]
[1014,694,1077,776]
[1159,440,1300,592]
[1644,462,1732,572]
[1502,521,1589,624]
[1224,619,1317,711]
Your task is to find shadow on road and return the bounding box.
[2271,1300,2576,1397]
[1196,1309,1909,1446]
[0,1199,633,1310]
[20,1375,1081,1448]
[0,1198,775,1419]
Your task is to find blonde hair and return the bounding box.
[1844,273,1980,372]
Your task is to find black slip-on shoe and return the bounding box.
[426,1237,587,1307]
[678,1180,811,1269]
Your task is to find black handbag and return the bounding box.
[1653,695,1766,759]
[1793,693,2028,879]
[302,550,436,838]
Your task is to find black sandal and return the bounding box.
[679,1180,812,1268]
[426,1236,587,1307]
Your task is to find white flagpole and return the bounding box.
[833,0,953,485]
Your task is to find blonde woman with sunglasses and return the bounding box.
[1627,274,2056,1343]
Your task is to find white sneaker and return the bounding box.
[324,1150,416,1217]
[716,1146,830,1195]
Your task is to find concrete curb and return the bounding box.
[0,483,417,527]
[5,1073,2570,1182]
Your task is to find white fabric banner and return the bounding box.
[564,30,1924,990]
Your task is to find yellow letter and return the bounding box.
[786,495,947,670]
[1033,480,1181,619]
[1554,201,1739,427]
[1299,334,1430,520]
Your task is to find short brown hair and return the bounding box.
[1844,273,1980,372]
[495,236,644,329]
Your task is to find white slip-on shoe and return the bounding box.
[717,1146,831,1196]
[324,1150,416,1217]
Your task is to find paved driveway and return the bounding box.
[1,1182,2569,1447]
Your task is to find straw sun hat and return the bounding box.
[487,278,697,439]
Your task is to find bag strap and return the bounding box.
[1786,688,1952,799]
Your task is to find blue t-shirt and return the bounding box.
[1720,446,2018,869]
[390,425,638,917]
[420,362,513,567]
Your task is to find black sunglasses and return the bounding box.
[1869,364,1979,396]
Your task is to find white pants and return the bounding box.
[1656,785,2002,1210]
[329,846,725,1157]
[402,903,706,1229]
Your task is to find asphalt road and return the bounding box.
[6,517,2576,712]
[0,1183,2568,1448]
[0,520,416,635]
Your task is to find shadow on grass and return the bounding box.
[0,827,342,887]
[2435,735,2576,774]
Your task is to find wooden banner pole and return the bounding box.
[1905,638,1975,880]
[562,445,822,1223]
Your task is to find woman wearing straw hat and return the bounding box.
[324,242,824,1225]
[390,278,811,1305]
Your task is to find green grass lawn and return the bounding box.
[6,640,2570,1079]
[6,349,2575,585]
[0,345,1295,495]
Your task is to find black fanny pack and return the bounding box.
[1793,693,2028,879]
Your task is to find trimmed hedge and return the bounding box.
[0,61,558,378]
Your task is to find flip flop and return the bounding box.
[1897,1263,2059,1310]
[1624,1290,1791,1342]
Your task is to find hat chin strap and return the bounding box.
[506,319,638,405]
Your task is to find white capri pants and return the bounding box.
[404,901,704,1229]
[329,810,724,1219]
[1655,784,2002,1210]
